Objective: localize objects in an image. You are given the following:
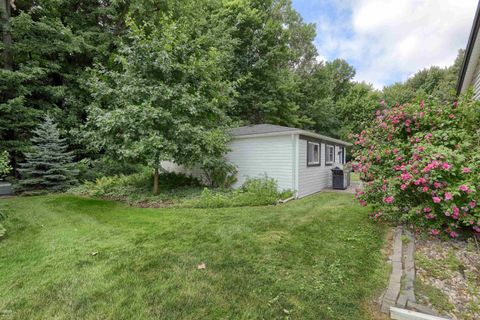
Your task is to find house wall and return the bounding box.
[226,135,295,191]
[472,59,480,99]
[297,138,346,198]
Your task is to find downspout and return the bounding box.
[293,134,299,198]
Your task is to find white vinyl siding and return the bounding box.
[297,140,333,198]
[226,135,294,191]
[473,59,480,100]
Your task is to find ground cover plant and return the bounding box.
[353,96,480,237]
[0,193,388,319]
[70,170,203,207]
[71,173,293,208]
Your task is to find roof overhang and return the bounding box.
[233,130,352,146]
[457,1,480,95]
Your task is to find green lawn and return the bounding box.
[0,193,387,319]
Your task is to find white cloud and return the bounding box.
[314,0,477,88]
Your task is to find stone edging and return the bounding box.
[380,226,451,319]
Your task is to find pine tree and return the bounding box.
[18,116,78,193]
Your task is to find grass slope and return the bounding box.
[0,193,387,319]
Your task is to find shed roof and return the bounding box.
[229,124,351,146]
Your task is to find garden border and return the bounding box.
[380,226,451,320]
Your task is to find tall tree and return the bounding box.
[0,0,129,173]
[222,0,316,126]
[18,115,78,193]
[0,0,13,69]
[382,50,464,105]
[84,3,234,194]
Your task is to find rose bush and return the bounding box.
[352,95,480,237]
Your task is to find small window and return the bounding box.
[307,142,320,165]
[326,145,334,164]
[338,147,344,164]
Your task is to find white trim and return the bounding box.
[390,307,450,320]
[233,130,351,146]
[293,134,299,198]
[307,141,320,165]
[460,28,480,94]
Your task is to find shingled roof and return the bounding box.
[229,124,351,146]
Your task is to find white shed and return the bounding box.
[163,124,351,198]
[227,124,350,198]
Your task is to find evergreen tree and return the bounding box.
[18,116,78,193]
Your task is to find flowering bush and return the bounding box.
[352,96,480,237]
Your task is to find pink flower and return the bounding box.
[444,192,453,201]
[449,114,455,119]
[400,184,407,190]
[430,229,440,236]
[459,185,470,192]
[380,100,385,106]
[384,196,394,204]
[432,196,441,203]
[449,231,458,238]
[441,162,451,170]
[469,201,476,209]
[420,100,425,108]
[359,200,366,206]
[434,182,442,189]
[453,101,458,108]
[422,186,429,193]
[401,173,412,181]
[423,207,432,213]
[462,167,471,173]
[425,213,435,219]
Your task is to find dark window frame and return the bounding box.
[325,144,334,166]
[300,135,321,167]
[307,141,320,166]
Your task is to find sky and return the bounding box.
[291,0,478,89]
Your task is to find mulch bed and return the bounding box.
[415,237,480,320]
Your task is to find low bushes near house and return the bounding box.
[352,96,480,237]
[185,176,294,208]
[70,170,203,206]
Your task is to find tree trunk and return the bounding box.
[0,0,13,70]
[153,165,159,195]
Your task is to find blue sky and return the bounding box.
[291,0,477,89]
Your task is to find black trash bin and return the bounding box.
[331,167,350,190]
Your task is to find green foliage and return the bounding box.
[18,116,78,193]
[75,157,144,182]
[382,50,464,105]
[71,171,202,205]
[201,158,238,188]
[353,95,480,237]
[1,0,129,168]
[190,176,283,208]
[83,4,233,192]
[0,150,12,179]
[336,82,381,139]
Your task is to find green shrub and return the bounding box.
[71,170,202,199]
[201,158,238,188]
[0,151,12,179]
[353,96,480,237]
[76,157,144,182]
[190,176,284,208]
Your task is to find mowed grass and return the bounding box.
[0,193,387,319]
